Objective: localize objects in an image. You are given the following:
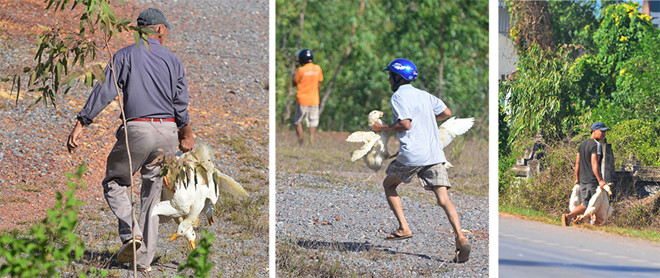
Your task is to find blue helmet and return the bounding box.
[383,58,417,81]
[296,48,313,64]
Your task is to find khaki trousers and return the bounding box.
[102,121,178,269]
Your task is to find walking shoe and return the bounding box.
[117,236,142,263]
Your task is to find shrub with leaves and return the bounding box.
[0,164,87,276]
[176,229,215,278]
[500,44,580,148]
[606,119,660,167]
[11,0,150,106]
[499,142,575,216]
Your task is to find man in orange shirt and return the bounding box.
[293,48,323,145]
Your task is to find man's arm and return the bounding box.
[435,107,451,122]
[574,153,580,185]
[66,118,85,153]
[371,119,411,133]
[591,153,606,188]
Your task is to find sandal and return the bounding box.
[384,231,413,240]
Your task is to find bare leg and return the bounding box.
[566,205,586,221]
[295,123,304,145]
[432,186,467,248]
[383,176,411,236]
[309,127,316,145]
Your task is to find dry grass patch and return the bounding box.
[277,239,359,277]
[215,193,268,237]
[277,127,488,196]
[15,182,42,192]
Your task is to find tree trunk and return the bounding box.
[319,0,365,116]
[437,52,444,98]
[282,7,306,124]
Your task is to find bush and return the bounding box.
[0,165,87,277]
[608,195,660,230]
[607,119,660,167]
[500,141,575,216]
[175,229,215,278]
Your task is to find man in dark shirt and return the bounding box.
[66,8,194,272]
[562,122,609,226]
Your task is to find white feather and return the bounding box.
[346,110,390,171]
[438,117,475,148]
[152,143,248,249]
[572,184,613,225]
[569,184,581,212]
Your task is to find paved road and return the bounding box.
[499,215,660,277]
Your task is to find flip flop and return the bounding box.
[453,243,471,263]
[384,231,413,240]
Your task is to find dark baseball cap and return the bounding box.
[591,122,610,131]
[137,8,173,29]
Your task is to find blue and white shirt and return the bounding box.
[390,84,447,166]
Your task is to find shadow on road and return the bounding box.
[500,259,660,274]
[296,239,446,263]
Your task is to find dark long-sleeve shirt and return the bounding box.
[77,38,190,128]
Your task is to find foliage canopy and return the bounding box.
[276,0,488,132]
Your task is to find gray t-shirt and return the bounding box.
[390,84,447,166]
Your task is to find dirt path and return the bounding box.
[276,130,489,277]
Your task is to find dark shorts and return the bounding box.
[385,160,451,190]
[579,183,597,207]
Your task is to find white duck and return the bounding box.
[571,183,613,225]
[152,144,248,249]
[347,111,475,170]
[436,117,475,168]
[346,110,390,171]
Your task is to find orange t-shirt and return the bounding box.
[294,63,323,106]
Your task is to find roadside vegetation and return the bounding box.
[500,1,660,239]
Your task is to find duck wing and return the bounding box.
[213,169,248,199]
[438,117,474,148]
[153,200,187,218]
[347,132,381,161]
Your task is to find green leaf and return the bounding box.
[133,31,140,49]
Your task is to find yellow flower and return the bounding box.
[638,14,652,22]
[619,35,628,41]
[619,68,626,75]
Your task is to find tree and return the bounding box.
[276,0,488,132]
[547,0,599,50]
[14,0,149,107]
[509,0,557,52]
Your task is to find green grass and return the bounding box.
[214,193,268,239]
[226,137,249,155]
[500,205,660,243]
